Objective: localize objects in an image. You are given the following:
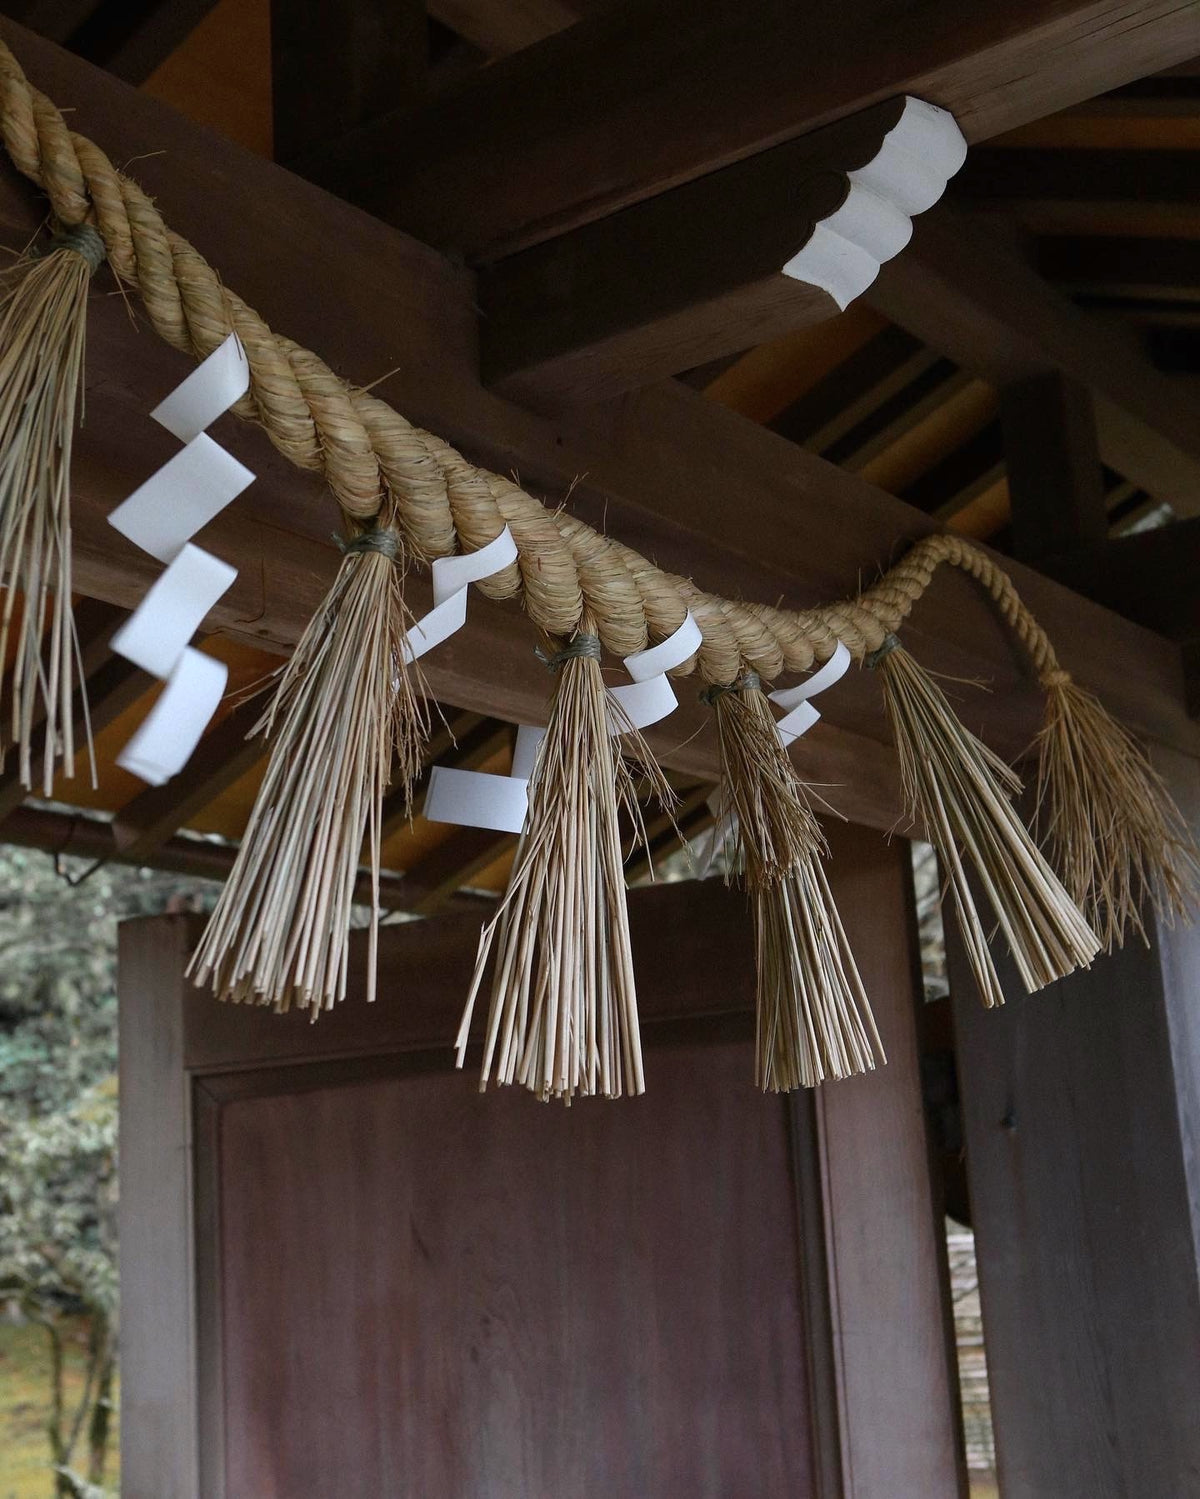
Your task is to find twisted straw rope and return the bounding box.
[0,37,1064,690]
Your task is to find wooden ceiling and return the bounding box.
[0,0,1197,900]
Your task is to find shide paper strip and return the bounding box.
[402,527,519,664]
[109,334,251,783]
[769,639,851,745]
[109,545,237,680]
[117,648,228,787]
[425,613,700,836]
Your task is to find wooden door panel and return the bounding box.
[216,1041,812,1499]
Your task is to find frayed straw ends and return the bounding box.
[455,628,670,1102]
[869,636,1100,1008]
[709,675,883,1091]
[0,225,106,794]
[189,524,430,1015]
[1036,674,1200,950]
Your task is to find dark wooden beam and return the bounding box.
[270,0,428,167]
[1,22,1196,838]
[425,0,583,57]
[954,148,1200,233]
[0,0,220,83]
[1001,372,1108,562]
[1037,235,1200,303]
[296,0,1200,261]
[479,97,961,407]
[868,201,1200,514]
[0,802,490,910]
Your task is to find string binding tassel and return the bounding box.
[189,517,430,1016]
[455,624,672,1102]
[867,633,1101,1008]
[0,222,106,795]
[1036,668,1200,950]
[706,672,884,1091]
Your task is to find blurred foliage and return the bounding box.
[0,842,214,1497]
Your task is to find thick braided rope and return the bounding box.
[0,39,1064,690]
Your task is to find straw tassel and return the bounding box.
[1036,670,1200,950]
[868,634,1100,1007]
[0,223,106,794]
[455,624,670,1102]
[708,673,883,1091]
[189,520,430,1014]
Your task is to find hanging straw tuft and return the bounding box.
[1036,671,1200,950]
[0,223,106,794]
[454,622,671,1102]
[189,517,430,1015]
[707,673,883,1090]
[869,634,1100,1007]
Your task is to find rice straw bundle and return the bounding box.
[454,625,670,1102]
[1036,672,1200,949]
[0,224,106,794]
[189,521,429,1014]
[708,673,883,1091]
[869,635,1100,1007]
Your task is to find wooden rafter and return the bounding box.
[296,0,1200,259]
[868,202,1200,512]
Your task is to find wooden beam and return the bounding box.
[271,0,427,166]
[1037,235,1200,302]
[296,0,1200,261]
[954,148,1200,236]
[946,747,1200,1496]
[868,201,1200,513]
[1,22,1196,839]
[1000,371,1108,561]
[479,97,965,407]
[0,0,221,83]
[0,801,489,910]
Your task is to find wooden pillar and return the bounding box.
[1000,370,1107,563]
[946,747,1200,1497]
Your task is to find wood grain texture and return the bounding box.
[947,756,1200,1497]
[1000,372,1108,561]
[816,820,964,1498]
[216,1042,813,1498]
[117,916,199,1499]
[296,0,1200,259]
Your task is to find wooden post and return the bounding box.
[946,747,1200,1497]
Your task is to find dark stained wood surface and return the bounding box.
[216,1042,813,1498]
[946,750,1200,1496]
[297,0,1200,260]
[120,851,966,1497]
[814,820,964,1498]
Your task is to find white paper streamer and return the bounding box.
[769,639,852,745]
[116,648,229,787]
[109,545,236,680]
[609,610,701,732]
[402,527,518,664]
[109,334,253,784]
[151,333,250,444]
[108,435,254,565]
[423,723,544,836]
